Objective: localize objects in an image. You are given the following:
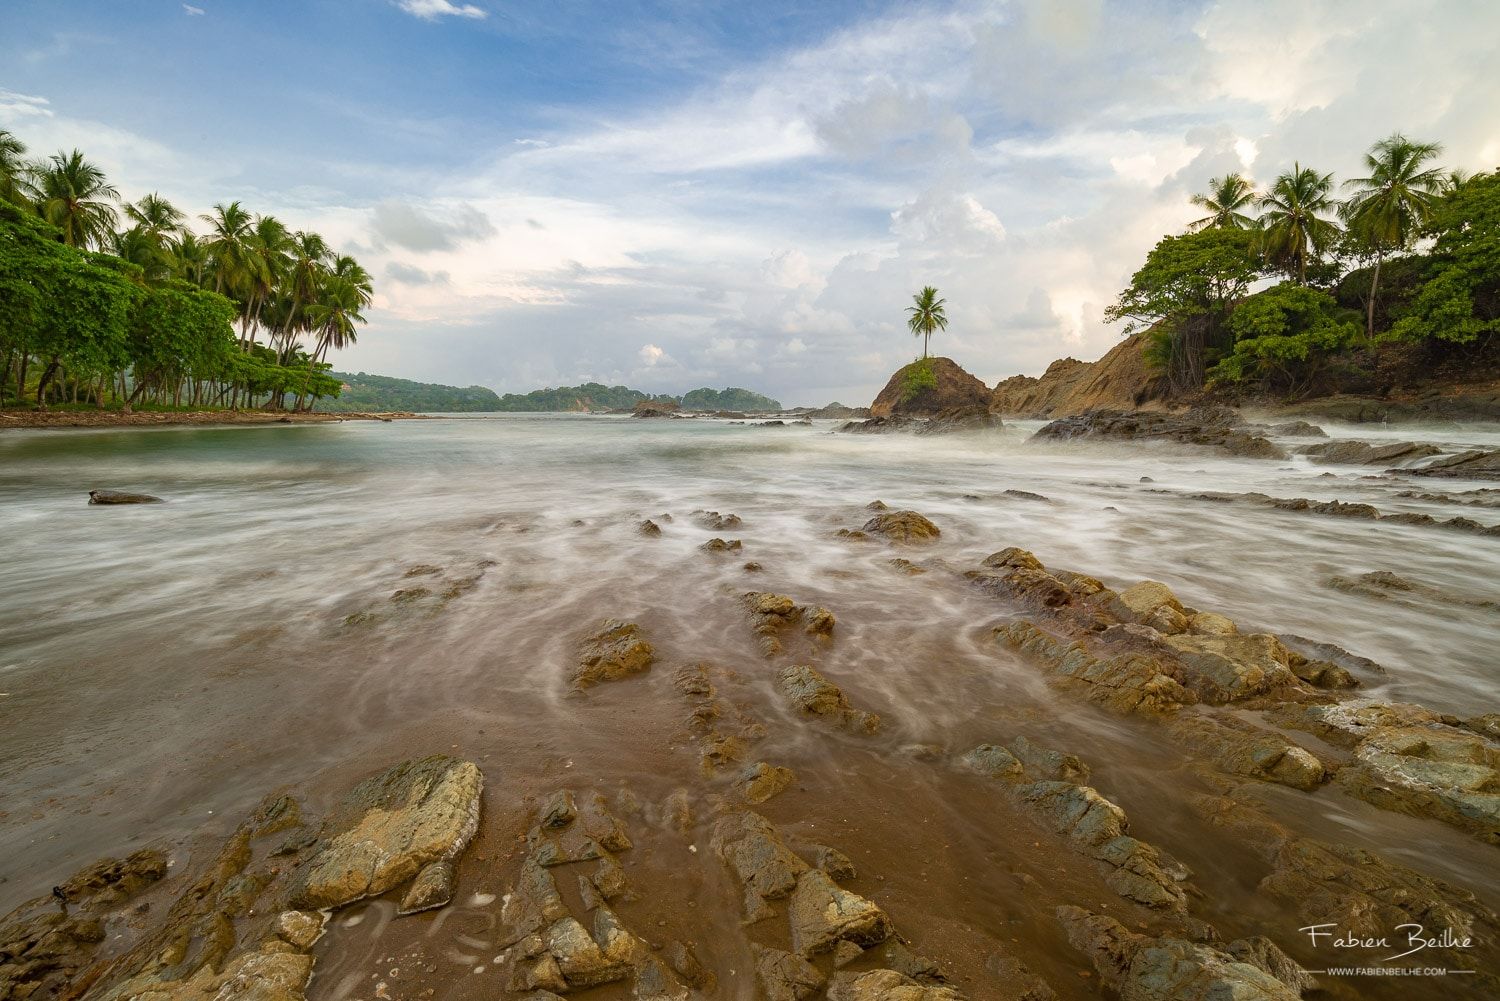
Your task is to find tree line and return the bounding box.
[1107,133,1498,395]
[0,127,370,410]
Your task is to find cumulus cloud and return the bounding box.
[370,201,496,252]
[396,0,486,20]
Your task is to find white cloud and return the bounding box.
[182,4,205,15]
[396,0,486,21]
[0,90,54,120]
[638,344,665,366]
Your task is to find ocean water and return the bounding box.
[2,413,1498,997]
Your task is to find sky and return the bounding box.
[2,1,1498,406]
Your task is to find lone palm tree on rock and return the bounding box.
[906,286,948,360]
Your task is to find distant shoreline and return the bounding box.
[0,409,431,431]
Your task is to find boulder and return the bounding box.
[788,869,894,956]
[740,761,796,804]
[825,970,966,1000]
[753,944,825,1001]
[778,665,881,733]
[869,357,990,417]
[862,510,940,543]
[290,755,482,909]
[574,619,654,687]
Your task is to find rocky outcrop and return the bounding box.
[631,399,680,418]
[1300,439,1441,465]
[1406,448,1500,479]
[1057,906,1303,1001]
[1189,489,1500,537]
[742,591,836,656]
[869,357,990,418]
[990,334,1165,418]
[838,405,1002,435]
[1032,408,1286,459]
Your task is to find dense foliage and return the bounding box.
[0,128,365,410]
[321,372,504,413]
[491,383,781,413]
[1108,133,1498,396]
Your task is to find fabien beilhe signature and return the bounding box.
[1300,923,1474,962]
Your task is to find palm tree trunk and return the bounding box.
[1366,250,1384,342]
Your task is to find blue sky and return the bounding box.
[3,0,1498,404]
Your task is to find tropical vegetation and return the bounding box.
[0,127,369,410]
[1108,132,1497,396]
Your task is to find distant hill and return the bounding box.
[320,372,504,412]
[320,373,781,413]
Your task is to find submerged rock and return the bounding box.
[778,664,881,733]
[1301,439,1441,465]
[740,761,796,804]
[1406,448,1500,479]
[575,619,655,687]
[291,755,482,909]
[88,488,163,504]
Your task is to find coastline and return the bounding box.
[0,409,431,430]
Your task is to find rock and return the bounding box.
[638,519,662,537]
[88,489,164,504]
[778,664,881,733]
[1266,420,1326,437]
[692,510,743,530]
[788,868,894,956]
[960,744,1024,780]
[1165,714,1326,790]
[541,790,577,828]
[528,790,633,865]
[813,844,857,881]
[740,761,796,804]
[1057,906,1300,1000]
[1002,488,1049,502]
[1009,735,1090,783]
[1017,782,1187,909]
[1109,580,1189,634]
[1406,449,1500,479]
[990,335,1165,418]
[833,941,864,968]
[994,620,1192,715]
[804,607,836,636]
[869,357,990,417]
[742,591,832,655]
[665,940,715,990]
[826,970,966,1000]
[753,944,825,1001]
[700,537,743,552]
[1335,722,1500,844]
[291,755,482,909]
[861,510,940,543]
[1160,632,1300,702]
[274,911,324,950]
[1301,439,1441,465]
[1225,936,1317,994]
[1033,409,1286,460]
[712,811,810,907]
[397,860,455,914]
[542,915,629,988]
[808,403,874,419]
[575,619,655,687]
[914,405,1003,434]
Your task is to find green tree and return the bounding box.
[1342,134,1446,338]
[905,286,948,359]
[1210,282,1360,393]
[1391,170,1500,346]
[1258,163,1341,284]
[1188,173,1258,231]
[25,149,120,249]
[1105,227,1259,391]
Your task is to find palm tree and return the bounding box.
[171,231,211,286]
[108,226,173,284]
[1342,134,1446,338]
[125,193,186,245]
[1189,174,1258,231]
[1257,163,1341,283]
[243,214,292,351]
[905,286,948,360]
[25,150,119,249]
[201,201,255,296]
[0,129,28,206]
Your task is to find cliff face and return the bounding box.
[989,333,1166,418]
[870,357,991,417]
